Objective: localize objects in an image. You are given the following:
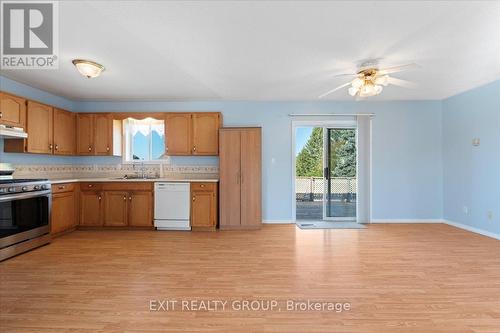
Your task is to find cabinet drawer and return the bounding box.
[52,183,76,194]
[80,182,103,191]
[190,182,216,191]
[102,182,153,191]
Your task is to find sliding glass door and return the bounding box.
[323,128,357,221]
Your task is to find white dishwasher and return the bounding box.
[154,182,191,230]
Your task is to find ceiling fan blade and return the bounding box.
[378,63,420,75]
[330,72,357,78]
[387,77,417,88]
[318,82,351,98]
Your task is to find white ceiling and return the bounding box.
[2,0,500,101]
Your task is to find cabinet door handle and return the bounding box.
[106,147,110,152]
[98,195,102,200]
[49,144,53,150]
[192,196,196,202]
[88,184,93,188]
[88,146,92,151]
[55,145,59,151]
[129,196,132,201]
[193,146,197,152]
[200,184,205,188]
[0,112,2,119]
[123,196,127,201]
[58,185,65,190]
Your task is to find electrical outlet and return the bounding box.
[487,211,493,221]
[463,206,469,215]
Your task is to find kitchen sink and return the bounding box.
[110,175,160,180]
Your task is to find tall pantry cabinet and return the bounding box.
[219,127,262,230]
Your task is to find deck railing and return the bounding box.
[296,176,357,201]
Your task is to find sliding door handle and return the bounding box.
[324,167,330,180]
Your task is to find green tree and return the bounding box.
[296,127,323,177]
[329,129,356,177]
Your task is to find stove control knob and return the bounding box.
[8,187,16,193]
[0,188,6,194]
[41,184,49,190]
[34,185,41,190]
[21,186,28,192]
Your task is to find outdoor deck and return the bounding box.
[296,200,356,220]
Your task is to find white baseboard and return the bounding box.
[262,220,295,224]
[370,219,445,224]
[444,220,500,240]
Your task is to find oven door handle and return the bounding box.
[0,190,52,202]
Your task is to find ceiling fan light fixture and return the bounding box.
[348,86,359,96]
[375,75,389,86]
[352,77,364,88]
[72,59,105,78]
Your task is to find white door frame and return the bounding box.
[291,119,357,222]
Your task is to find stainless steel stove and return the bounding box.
[0,163,51,261]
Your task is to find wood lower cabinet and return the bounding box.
[128,192,153,227]
[80,191,103,226]
[51,183,78,236]
[53,108,76,155]
[190,182,218,231]
[219,128,261,230]
[103,191,129,226]
[0,91,26,128]
[80,182,153,228]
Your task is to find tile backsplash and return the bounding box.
[13,164,219,180]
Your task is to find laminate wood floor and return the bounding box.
[1,224,499,332]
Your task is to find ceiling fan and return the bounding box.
[319,62,419,99]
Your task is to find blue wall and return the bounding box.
[1,75,444,221]
[443,80,500,236]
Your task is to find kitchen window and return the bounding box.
[124,117,165,161]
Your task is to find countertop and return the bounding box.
[49,178,219,184]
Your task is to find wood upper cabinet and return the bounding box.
[219,128,261,230]
[0,92,26,128]
[26,101,53,154]
[51,185,77,235]
[76,113,94,155]
[103,191,129,226]
[192,113,220,155]
[94,114,112,155]
[53,108,76,155]
[80,191,103,226]
[166,112,221,156]
[77,113,119,156]
[191,183,218,230]
[165,113,191,155]
[128,191,153,227]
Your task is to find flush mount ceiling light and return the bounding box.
[319,62,419,99]
[72,59,105,78]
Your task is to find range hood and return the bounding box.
[0,125,28,139]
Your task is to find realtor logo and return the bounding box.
[1,1,59,69]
